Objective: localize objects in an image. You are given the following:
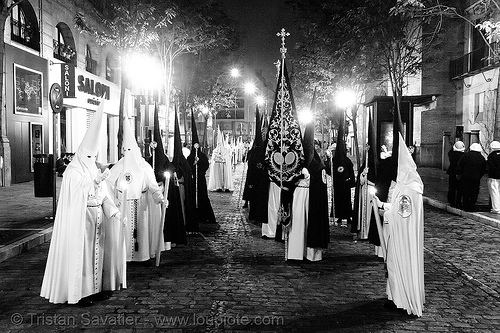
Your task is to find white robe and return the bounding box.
[357,168,373,240]
[82,195,119,296]
[107,159,163,262]
[262,182,281,238]
[208,146,234,191]
[381,134,425,317]
[41,153,120,304]
[287,176,309,260]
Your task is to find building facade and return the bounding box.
[1,0,123,186]
[359,0,499,169]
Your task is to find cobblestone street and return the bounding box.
[1,164,500,332]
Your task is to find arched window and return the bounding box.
[11,2,40,51]
[85,45,97,74]
[53,23,76,64]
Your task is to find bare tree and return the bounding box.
[392,0,500,147]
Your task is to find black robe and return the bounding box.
[248,152,269,223]
[156,158,187,245]
[306,151,330,248]
[351,162,365,234]
[333,154,356,219]
[447,150,464,207]
[175,160,198,233]
[368,156,395,246]
[187,148,216,224]
[242,148,256,202]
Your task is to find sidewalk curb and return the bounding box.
[0,227,52,263]
[424,197,500,230]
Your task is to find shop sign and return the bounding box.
[77,75,111,101]
[61,63,75,98]
[60,67,119,113]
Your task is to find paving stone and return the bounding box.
[1,165,500,331]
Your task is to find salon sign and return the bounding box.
[60,64,119,113]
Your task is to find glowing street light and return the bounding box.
[298,109,314,125]
[125,52,163,90]
[256,95,265,106]
[230,67,240,79]
[244,81,257,95]
[335,89,356,109]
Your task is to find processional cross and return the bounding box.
[277,28,290,59]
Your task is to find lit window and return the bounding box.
[11,4,39,51]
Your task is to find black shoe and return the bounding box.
[76,297,93,307]
[224,189,231,192]
[216,189,223,192]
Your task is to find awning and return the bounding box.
[364,94,439,107]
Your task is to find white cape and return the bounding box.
[384,134,425,317]
[106,158,164,262]
[41,155,120,304]
[208,147,233,191]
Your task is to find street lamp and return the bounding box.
[335,89,356,155]
[230,68,240,120]
[242,82,259,140]
[335,89,356,109]
[123,52,163,158]
[230,67,240,79]
[256,95,265,106]
[244,81,256,95]
[125,52,163,94]
[298,108,313,126]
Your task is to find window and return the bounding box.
[106,54,118,83]
[474,91,485,122]
[470,20,490,71]
[85,45,97,74]
[53,23,76,64]
[11,3,39,51]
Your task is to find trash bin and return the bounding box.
[33,154,53,197]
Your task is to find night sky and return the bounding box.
[220,0,300,92]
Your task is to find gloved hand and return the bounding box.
[94,168,110,187]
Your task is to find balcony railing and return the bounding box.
[53,39,76,63]
[11,19,38,51]
[450,41,500,80]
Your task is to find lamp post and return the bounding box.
[254,95,266,138]
[199,105,210,152]
[230,69,240,137]
[125,52,163,156]
[335,89,356,154]
[243,82,257,140]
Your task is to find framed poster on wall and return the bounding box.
[14,64,42,115]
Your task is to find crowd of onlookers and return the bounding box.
[447,140,500,213]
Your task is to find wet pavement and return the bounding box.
[1,165,500,332]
